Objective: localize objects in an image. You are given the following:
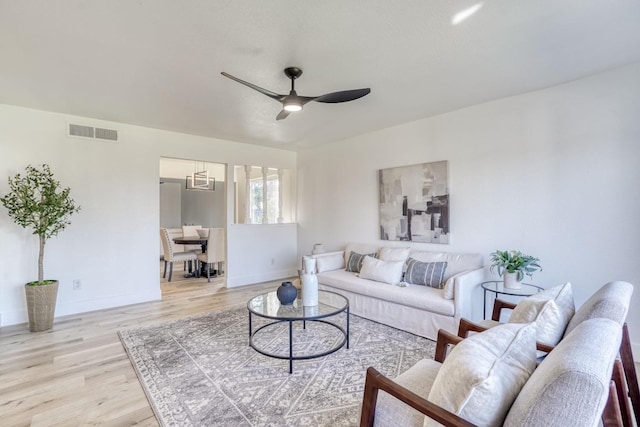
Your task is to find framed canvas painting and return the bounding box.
[378,161,449,244]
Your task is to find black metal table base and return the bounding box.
[248,308,350,374]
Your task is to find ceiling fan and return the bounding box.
[220,67,371,120]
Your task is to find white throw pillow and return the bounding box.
[378,247,411,262]
[508,282,575,346]
[358,256,404,285]
[314,252,345,273]
[425,322,538,427]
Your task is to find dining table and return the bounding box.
[172,235,217,278]
[172,235,208,253]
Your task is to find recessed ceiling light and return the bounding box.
[452,3,483,25]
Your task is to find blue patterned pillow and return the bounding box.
[404,258,448,288]
[345,251,377,273]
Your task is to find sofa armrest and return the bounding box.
[434,329,463,363]
[457,318,489,338]
[360,367,476,427]
[491,299,517,321]
[311,251,346,272]
[311,250,345,258]
[453,267,489,322]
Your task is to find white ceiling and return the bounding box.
[2,1,640,151]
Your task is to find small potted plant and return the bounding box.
[1,164,80,332]
[489,249,541,289]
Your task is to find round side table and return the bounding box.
[481,281,544,320]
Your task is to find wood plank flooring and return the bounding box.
[0,266,282,426]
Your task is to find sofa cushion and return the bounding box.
[509,282,575,346]
[564,280,633,336]
[504,318,622,427]
[314,251,345,273]
[425,322,537,427]
[378,246,411,262]
[317,269,455,316]
[404,259,447,288]
[345,251,377,273]
[359,256,404,285]
[373,359,441,427]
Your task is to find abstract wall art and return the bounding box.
[378,161,449,244]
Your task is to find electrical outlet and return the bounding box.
[73,279,82,290]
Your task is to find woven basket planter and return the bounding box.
[24,280,59,332]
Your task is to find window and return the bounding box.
[234,166,295,224]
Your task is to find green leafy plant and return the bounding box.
[1,164,80,285]
[489,249,541,281]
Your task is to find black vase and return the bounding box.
[277,281,297,305]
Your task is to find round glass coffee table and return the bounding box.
[247,290,349,373]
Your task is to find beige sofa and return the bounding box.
[312,242,486,341]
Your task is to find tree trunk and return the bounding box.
[38,235,45,283]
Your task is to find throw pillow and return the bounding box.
[508,282,575,346]
[404,258,448,288]
[314,252,345,273]
[358,256,404,285]
[345,251,377,273]
[378,247,411,262]
[424,322,538,427]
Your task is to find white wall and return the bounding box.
[0,105,297,326]
[227,224,298,287]
[297,62,640,353]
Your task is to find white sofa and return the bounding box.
[312,242,487,340]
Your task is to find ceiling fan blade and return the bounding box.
[220,72,284,101]
[313,88,371,104]
[276,110,290,120]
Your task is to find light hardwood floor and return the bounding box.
[0,266,282,426]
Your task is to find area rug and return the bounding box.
[119,306,435,427]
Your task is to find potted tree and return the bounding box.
[490,249,541,289]
[0,164,80,332]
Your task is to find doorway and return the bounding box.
[159,157,227,287]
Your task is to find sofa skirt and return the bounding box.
[318,284,457,341]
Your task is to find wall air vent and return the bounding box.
[68,123,118,142]
[95,127,118,141]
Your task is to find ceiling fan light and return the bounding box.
[284,102,302,112]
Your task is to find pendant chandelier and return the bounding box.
[185,162,215,191]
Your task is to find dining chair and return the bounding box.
[181,225,204,253]
[197,228,225,282]
[160,228,198,282]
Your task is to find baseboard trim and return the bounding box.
[227,268,298,288]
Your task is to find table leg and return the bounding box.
[483,289,487,319]
[289,320,293,374]
[248,312,252,339]
[346,306,350,349]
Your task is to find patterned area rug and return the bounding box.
[119,306,435,427]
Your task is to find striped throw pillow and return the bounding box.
[345,251,377,273]
[404,259,448,288]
